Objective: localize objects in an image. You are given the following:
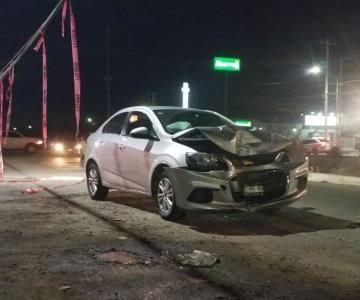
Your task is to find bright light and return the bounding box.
[75,144,82,150]
[13,127,17,131]
[87,117,93,123]
[181,82,190,108]
[307,65,321,75]
[292,128,297,133]
[300,113,304,117]
[305,115,337,127]
[259,127,263,131]
[329,112,335,116]
[311,112,315,115]
[28,125,32,129]
[234,119,252,127]
[36,140,43,145]
[317,112,323,116]
[54,143,64,152]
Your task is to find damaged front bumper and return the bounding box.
[164,160,308,213]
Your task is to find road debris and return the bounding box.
[176,250,219,267]
[21,187,40,194]
[58,285,71,291]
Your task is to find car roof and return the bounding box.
[116,106,223,118]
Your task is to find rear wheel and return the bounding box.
[86,162,108,200]
[155,171,184,221]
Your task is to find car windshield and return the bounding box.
[153,109,233,134]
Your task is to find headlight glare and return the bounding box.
[54,143,64,152]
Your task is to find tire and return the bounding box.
[155,171,184,221]
[86,162,109,200]
[26,143,37,153]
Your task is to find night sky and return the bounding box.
[1,0,360,135]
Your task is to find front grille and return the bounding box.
[226,152,278,168]
[230,169,288,204]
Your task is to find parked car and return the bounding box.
[85,106,308,220]
[1,131,43,152]
[300,137,331,154]
[49,135,82,156]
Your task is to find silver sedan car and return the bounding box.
[85,106,308,220]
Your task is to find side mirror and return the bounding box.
[129,126,153,140]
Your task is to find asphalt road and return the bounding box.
[1,152,360,300]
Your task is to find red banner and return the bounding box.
[5,66,14,141]
[69,1,81,138]
[61,0,68,38]
[34,33,48,149]
[0,80,3,180]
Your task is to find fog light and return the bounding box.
[187,188,213,203]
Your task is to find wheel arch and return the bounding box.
[86,158,98,171]
[151,163,169,198]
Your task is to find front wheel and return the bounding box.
[155,172,184,221]
[86,162,108,200]
[26,143,37,153]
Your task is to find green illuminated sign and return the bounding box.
[234,119,252,127]
[213,57,241,71]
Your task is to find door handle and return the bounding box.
[118,144,126,151]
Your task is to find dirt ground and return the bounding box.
[1,153,360,299]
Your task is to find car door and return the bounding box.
[94,112,128,186]
[119,111,158,192]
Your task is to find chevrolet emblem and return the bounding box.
[241,160,254,166]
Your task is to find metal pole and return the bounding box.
[224,71,228,116]
[320,38,335,142]
[335,79,339,146]
[151,92,157,106]
[338,57,343,129]
[324,39,330,142]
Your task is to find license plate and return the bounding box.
[243,184,264,196]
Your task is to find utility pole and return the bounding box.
[335,79,340,146]
[104,26,113,118]
[320,38,336,142]
[151,92,157,106]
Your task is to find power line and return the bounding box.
[0,0,64,80]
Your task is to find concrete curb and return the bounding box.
[309,172,360,187]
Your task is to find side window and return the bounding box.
[102,113,127,134]
[125,112,156,137]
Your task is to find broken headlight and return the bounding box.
[185,152,227,171]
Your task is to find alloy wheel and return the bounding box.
[157,177,174,216]
[88,168,99,195]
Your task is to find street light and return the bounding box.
[307,65,321,75]
[181,82,190,108]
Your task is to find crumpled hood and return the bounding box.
[174,125,291,156]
